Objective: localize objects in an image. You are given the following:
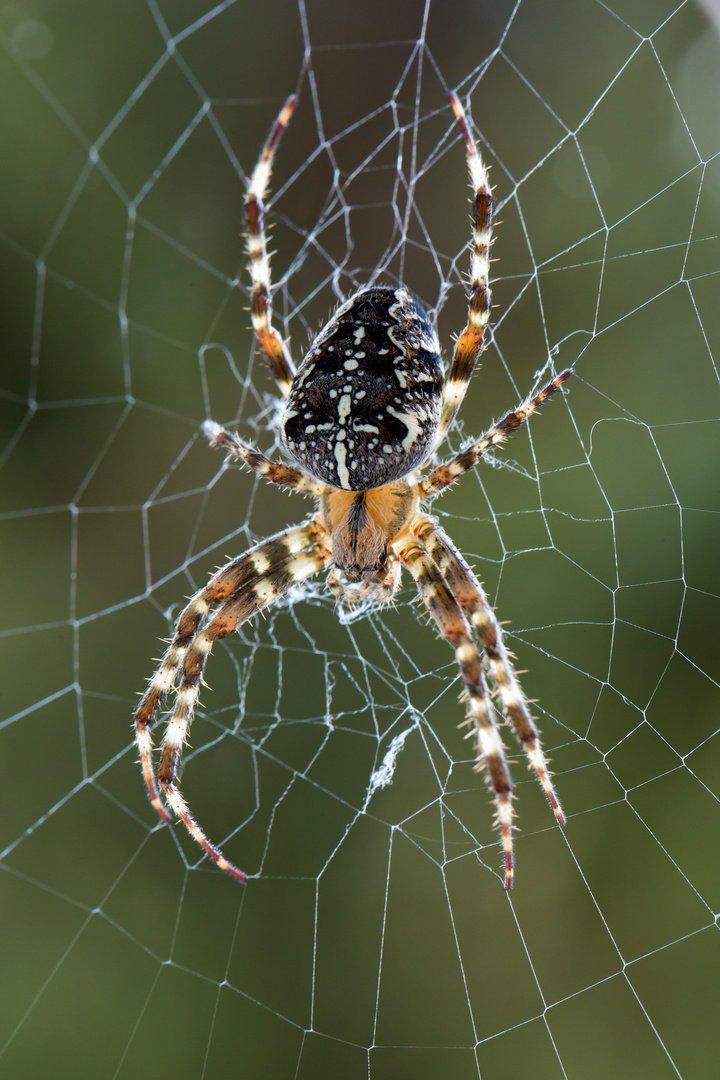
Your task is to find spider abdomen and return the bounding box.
[281,286,443,490]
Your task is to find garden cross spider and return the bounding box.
[135,93,570,889]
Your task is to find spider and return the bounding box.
[134,93,570,890]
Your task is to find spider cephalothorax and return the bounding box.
[135,93,571,889]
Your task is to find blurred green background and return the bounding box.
[1,1,719,1077]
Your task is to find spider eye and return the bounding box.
[281,286,443,490]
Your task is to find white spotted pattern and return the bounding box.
[281,286,443,490]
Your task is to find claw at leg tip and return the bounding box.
[218,856,247,883]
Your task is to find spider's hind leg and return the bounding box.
[244,96,298,398]
[435,94,494,449]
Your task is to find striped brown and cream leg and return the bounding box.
[421,369,572,499]
[203,420,325,496]
[244,96,298,398]
[434,93,494,448]
[397,536,516,888]
[412,516,565,851]
[134,516,331,877]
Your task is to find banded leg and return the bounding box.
[397,536,515,888]
[435,93,494,448]
[421,369,572,499]
[412,515,565,832]
[245,96,297,397]
[203,421,325,495]
[157,529,330,879]
[134,518,329,823]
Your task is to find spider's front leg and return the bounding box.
[412,516,565,830]
[396,535,516,888]
[135,516,331,879]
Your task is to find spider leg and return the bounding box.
[412,515,565,832]
[134,518,329,826]
[202,421,325,496]
[434,93,493,448]
[396,536,515,888]
[157,526,330,879]
[421,369,572,499]
[245,96,298,397]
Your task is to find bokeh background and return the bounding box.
[1,1,719,1077]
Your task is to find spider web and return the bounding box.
[1,0,719,1077]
